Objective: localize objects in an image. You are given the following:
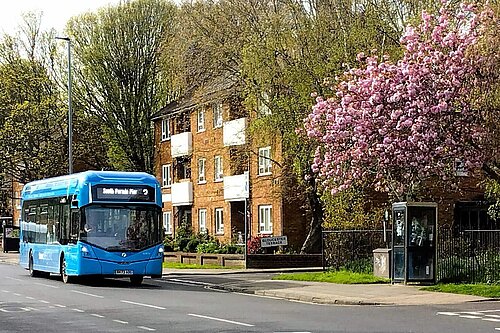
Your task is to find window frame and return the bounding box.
[259,205,273,234]
[198,208,207,233]
[214,155,223,182]
[215,208,224,235]
[162,164,172,188]
[258,146,272,175]
[161,118,171,141]
[198,158,206,184]
[163,211,172,235]
[213,103,223,128]
[197,108,206,132]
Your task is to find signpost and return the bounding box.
[261,235,288,248]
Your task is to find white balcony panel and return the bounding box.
[171,182,193,206]
[171,132,192,157]
[161,193,172,203]
[223,118,246,146]
[223,172,249,201]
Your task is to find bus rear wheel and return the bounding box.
[61,257,72,284]
[130,275,143,286]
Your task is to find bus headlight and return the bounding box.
[81,246,90,257]
[158,246,164,257]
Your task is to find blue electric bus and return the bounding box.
[19,171,164,285]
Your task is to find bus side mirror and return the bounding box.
[71,199,79,208]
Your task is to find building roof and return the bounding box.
[151,74,241,120]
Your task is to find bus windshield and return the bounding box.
[80,205,161,251]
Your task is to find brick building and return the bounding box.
[151,82,308,250]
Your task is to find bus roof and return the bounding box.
[21,170,160,203]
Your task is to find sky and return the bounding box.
[0,0,122,36]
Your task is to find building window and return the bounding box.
[455,159,468,177]
[258,146,272,175]
[162,164,172,187]
[259,205,272,234]
[213,103,223,128]
[199,209,207,233]
[214,155,223,181]
[163,211,172,235]
[197,108,205,132]
[161,118,171,141]
[258,92,272,116]
[215,208,224,234]
[198,158,206,184]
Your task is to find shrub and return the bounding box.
[247,236,263,254]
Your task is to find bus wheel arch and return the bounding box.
[28,251,38,277]
[130,275,143,286]
[60,254,72,284]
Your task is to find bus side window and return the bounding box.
[53,201,60,242]
[70,210,80,242]
[60,204,70,245]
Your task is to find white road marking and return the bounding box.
[72,308,85,313]
[13,293,21,296]
[25,296,35,300]
[71,290,104,298]
[137,326,156,331]
[113,319,128,324]
[437,312,460,316]
[91,313,105,318]
[39,300,50,304]
[483,318,500,322]
[487,315,500,318]
[6,277,23,282]
[188,313,254,327]
[120,300,166,310]
[495,328,500,331]
[459,315,482,319]
[35,282,59,289]
[1,290,9,293]
[274,332,312,333]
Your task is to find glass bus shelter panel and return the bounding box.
[408,206,436,248]
[407,249,434,280]
[392,247,405,280]
[393,208,406,246]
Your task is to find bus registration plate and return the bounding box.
[115,270,133,275]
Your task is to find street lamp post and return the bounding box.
[56,37,73,174]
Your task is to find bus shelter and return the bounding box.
[392,202,437,284]
[2,217,19,253]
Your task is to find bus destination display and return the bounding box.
[92,185,155,202]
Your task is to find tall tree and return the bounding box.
[67,0,176,172]
[166,0,426,252]
[304,1,495,201]
[0,14,68,183]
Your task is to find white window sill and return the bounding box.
[197,129,206,133]
[258,172,272,177]
[259,231,273,235]
[214,179,223,183]
[198,180,207,185]
[161,138,171,142]
[161,185,172,189]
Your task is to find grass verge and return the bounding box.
[272,270,390,284]
[421,284,500,298]
[162,262,242,269]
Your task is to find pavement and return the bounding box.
[0,250,493,306]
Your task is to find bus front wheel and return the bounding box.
[61,257,72,284]
[130,275,143,286]
[28,254,40,278]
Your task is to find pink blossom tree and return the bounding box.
[304,1,494,201]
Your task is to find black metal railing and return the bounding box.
[437,228,500,283]
[322,229,390,273]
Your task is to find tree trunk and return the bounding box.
[300,174,323,254]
